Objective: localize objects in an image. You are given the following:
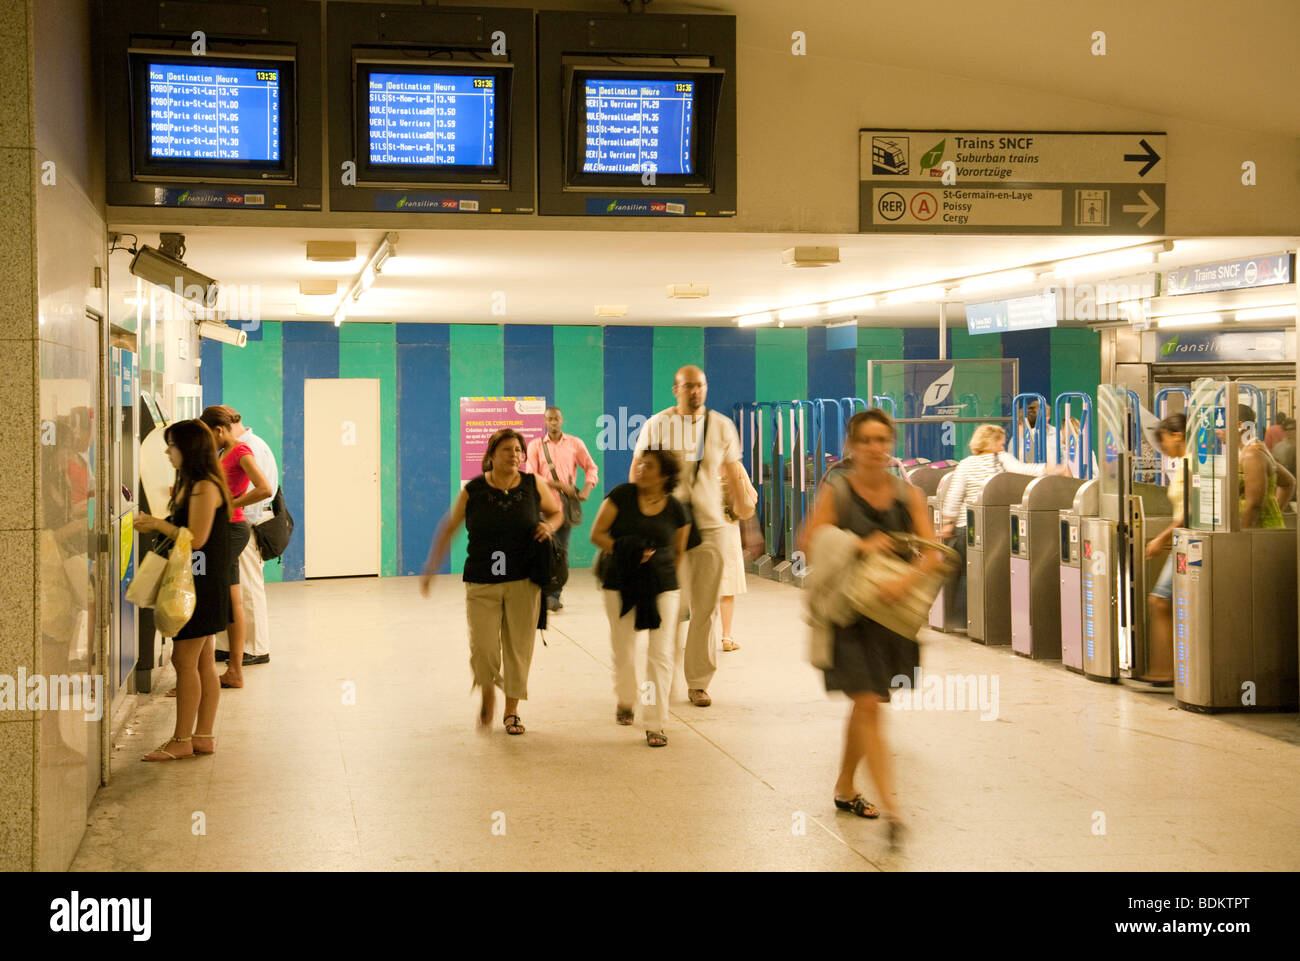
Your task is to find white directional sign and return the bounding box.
[859,130,1167,234]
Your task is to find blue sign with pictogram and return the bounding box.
[1213,406,1226,430]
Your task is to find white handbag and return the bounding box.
[842,533,961,640]
[125,549,168,607]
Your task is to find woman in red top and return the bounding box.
[200,406,274,688]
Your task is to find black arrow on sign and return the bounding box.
[1123,138,1161,177]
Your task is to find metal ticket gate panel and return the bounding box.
[966,472,1033,644]
[1010,475,1084,659]
[1173,529,1299,712]
[927,470,964,632]
[1059,479,1100,672]
[1081,484,1172,681]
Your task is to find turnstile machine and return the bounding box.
[966,472,1034,644]
[1009,475,1084,658]
[1172,382,1299,712]
[1058,479,1099,672]
[1080,483,1172,682]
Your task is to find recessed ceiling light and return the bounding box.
[299,279,338,297]
[1235,305,1297,321]
[782,246,840,268]
[667,284,709,299]
[306,241,358,263]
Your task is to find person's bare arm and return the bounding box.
[1275,461,1296,512]
[721,460,756,520]
[536,479,564,539]
[420,489,468,594]
[1241,449,1266,527]
[142,480,219,549]
[232,453,273,509]
[589,498,618,553]
[673,524,690,575]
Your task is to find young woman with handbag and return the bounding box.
[132,419,235,761]
[590,448,690,748]
[805,408,945,847]
[419,429,564,736]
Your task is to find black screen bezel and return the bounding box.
[128,51,297,184]
[563,65,722,191]
[353,59,513,188]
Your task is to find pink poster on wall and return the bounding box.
[459,397,548,483]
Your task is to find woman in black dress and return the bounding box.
[133,419,233,761]
[806,409,944,843]
[420,429,564,735]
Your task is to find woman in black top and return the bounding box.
[591,449,690,747]
[132,419,234,761]
[806,409,944,845]
[420,429,563,735]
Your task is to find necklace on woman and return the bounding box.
[486,469,519,491]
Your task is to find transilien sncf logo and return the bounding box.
[1161,335,1180,356]
[921,366,956,410]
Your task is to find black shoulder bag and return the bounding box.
[252,487,295,562]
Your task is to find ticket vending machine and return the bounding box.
[966,472,1034,644]
[1173,382,1299,712]
[1058,479,1099,672]
[1009,475,1084,658]
[108,347,139,706]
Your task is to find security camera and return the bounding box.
[197,320,247,348]
[129,242,220,309]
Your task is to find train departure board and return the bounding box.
[147,61,282,162]
[581,78,694,175]
[368,72,497,167]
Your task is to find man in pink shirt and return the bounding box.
[526,406,599,611]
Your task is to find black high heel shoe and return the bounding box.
[886,816,907,851]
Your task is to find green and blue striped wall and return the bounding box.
[201,322,1098,581]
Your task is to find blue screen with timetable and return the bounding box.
[147,62,281,162]
[582,78,694,175]
[368,73,496,167]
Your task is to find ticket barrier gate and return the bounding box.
[1172,384,1298,711]
[1172,528,1298,712]
[966,472,1034,644]
[742,401,781,578]
[1009,476,1085,659]
[926,470,965,632]
[1079,483,1172,682]
[774,400,815,586]
[1057,480,1099,673]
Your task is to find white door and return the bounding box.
[304,378,380,577]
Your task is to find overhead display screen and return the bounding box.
[367,72,497,167]
[146,61,283,162]
[581,77,694,175]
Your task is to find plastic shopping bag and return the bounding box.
[125,542,168,608]
[153,527,196,637]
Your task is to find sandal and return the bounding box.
[834,794,880,819]
[615,706,634,726]
[143,737,195,762]
[646,731,668,748]
[721,637,740,652]
[191,733,216,755]
[503,714,525,735]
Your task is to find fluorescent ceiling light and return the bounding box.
[1157,312,1223,328]
[1049,246,1166,279]
[736,312,774,327]
[956,269,1038,297]
[296,296,335,316]
[777,305,820,322]
[1235,305,1297,321]
[594,305,628,318]
[885,285,946,305]
[827,296,875,314]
